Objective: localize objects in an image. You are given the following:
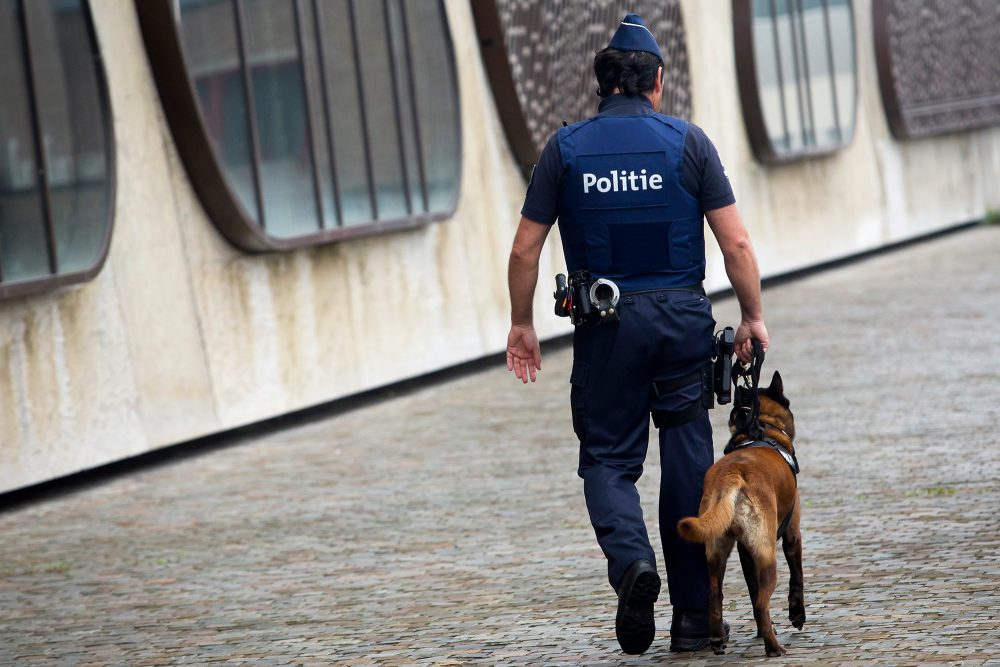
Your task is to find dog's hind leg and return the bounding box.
[746,527,786,656]
[706,537,735,654]
[737,543,764,636]
[782,500,805,630]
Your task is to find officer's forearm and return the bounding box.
[507,217,550,326]
[508,250,539,326]
[723,243,763,323]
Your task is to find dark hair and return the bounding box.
[594,47,662,98]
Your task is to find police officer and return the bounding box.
[505,13,769,655]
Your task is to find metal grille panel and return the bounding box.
[875,0,1000,138]
[473,1,691,172]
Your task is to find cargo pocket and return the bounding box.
[569,360,590,442]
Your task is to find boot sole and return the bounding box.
[669,637,710,652]
[616,570,660,655]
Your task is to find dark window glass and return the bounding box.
[0,0,113,297]
[151,0,461,249]
[405,0,459,213]
[736,0,857,163]
[181,0,258,221]
[243,0,319,238]
[44,2,111,273]
[387,0,425,217]
[355,0,409,222]
[315,0,373,225]
[829,0,854,138]
[0,1,49,283]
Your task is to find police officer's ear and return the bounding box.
[651,65,664,110]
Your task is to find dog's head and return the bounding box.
[729,370,796,451]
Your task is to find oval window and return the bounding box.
[0,0,114,300]
[137,0,461,251]
[734,0,858,163]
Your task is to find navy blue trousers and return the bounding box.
[570,289,715,611]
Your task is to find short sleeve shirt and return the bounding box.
[521,97,735,225]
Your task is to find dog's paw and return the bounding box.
[789,605,806,630]
[765,644,787,657]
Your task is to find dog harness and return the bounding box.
[723,432,800,476]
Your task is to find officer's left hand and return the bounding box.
[506,324,542,383]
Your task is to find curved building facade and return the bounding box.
[1,0,999,494]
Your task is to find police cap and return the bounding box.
[606,13,662,62]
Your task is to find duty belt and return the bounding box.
[621,283,705,299]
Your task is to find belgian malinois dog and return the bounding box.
[677,371,803,657]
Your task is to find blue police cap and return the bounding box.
[607,13,662,62]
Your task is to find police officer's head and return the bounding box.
[595,14,664,110]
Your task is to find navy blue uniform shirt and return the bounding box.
[521,94,735,225]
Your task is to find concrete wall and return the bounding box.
[2,0,998,494]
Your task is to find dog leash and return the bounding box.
[724,340,800,475]
[731,338,765,440]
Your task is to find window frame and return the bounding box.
[136,0,462,252]
[0,0,116,301]
[733,0,859,165]
[469,0,536,179]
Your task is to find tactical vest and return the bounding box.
[556,109,704,292]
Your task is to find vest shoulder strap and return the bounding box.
[648,112,690,136]
[557,116,601,143]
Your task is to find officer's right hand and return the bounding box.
[734,319,769,363]
[506,324,542,383]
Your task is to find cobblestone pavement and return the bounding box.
[2,225,999,666]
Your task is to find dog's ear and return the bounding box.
[768,370,784,396]
[766,370,790,407]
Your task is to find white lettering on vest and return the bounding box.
[582,169,664,194]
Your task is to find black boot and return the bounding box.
[615,560,660,654]
[669,608,730,652]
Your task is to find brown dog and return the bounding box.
[677,371,803,657]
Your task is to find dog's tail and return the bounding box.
[677,482,742,544]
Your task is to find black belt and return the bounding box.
[622,283,705,297]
